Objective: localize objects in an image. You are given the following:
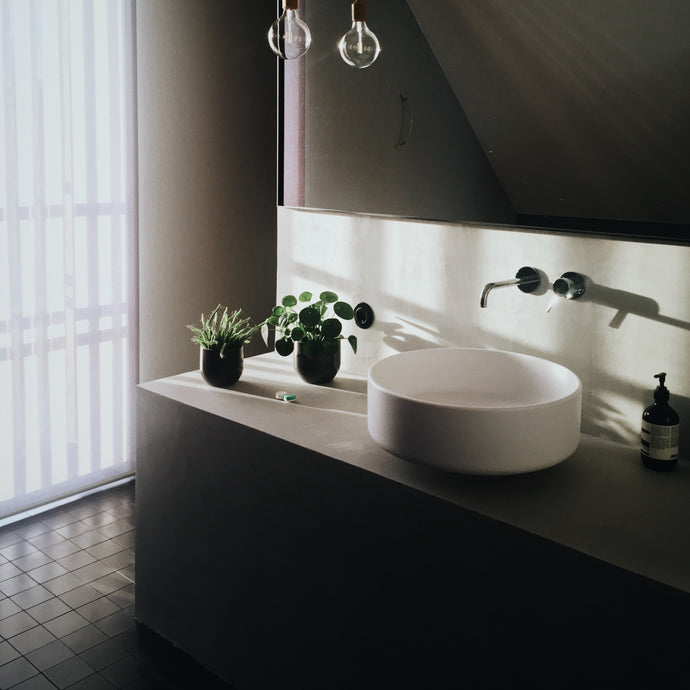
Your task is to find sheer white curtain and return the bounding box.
[0,0,137,520]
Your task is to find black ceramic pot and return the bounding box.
[295,340,341,385]
[200,346,243,387]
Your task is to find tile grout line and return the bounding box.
[0,485,143,689]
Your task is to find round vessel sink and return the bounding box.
[367,348,582,475]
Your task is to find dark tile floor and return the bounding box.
[0,481,233,689]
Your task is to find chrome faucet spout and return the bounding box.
[480,267,541,308]
[480,278,521,308]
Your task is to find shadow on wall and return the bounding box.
[586,281,690,331]
[279,268,687,454]
[586,379,689,460]
[590,389,690,461]
[277,210,690,457]
[379,318,446,352]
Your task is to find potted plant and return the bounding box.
[187,305,261,387]
[265,291,357,384]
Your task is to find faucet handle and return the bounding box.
[553,272,586,300]
[515,266,541,294]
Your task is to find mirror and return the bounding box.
[281,0,690,244]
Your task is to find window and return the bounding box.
[0,0,137,520]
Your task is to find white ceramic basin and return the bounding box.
[367,348,582,475]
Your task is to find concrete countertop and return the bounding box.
[140,352,690,595]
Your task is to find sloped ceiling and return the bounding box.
[406,0,690,224]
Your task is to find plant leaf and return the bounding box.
[334,301,354,319]
[261,323,270,347]
[282,295,297,307]
[320,291,338,303]
[321,318,342,339]
[299,306,320,328]
[348,334,357,353]
[298,291,312,302]
[272,306,285,316]
[291,326,305,341]
[275,338,294,356]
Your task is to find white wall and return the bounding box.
[137,0,276,382]
[277,206,690,456]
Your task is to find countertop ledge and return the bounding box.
[140,353,690,595]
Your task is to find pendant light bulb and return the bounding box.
[268,0,312,60]
[338,1,381,69]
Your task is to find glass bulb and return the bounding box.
[268,2,312,61]
[339,1,381,69]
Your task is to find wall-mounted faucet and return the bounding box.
[480,266,541,308]
[553,272,586,300]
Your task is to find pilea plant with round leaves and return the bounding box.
[265,291,357,358]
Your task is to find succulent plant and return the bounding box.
[187,305,261,357]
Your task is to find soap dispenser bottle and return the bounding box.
[640,372,680,471]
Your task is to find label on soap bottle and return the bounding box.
[640,421,680,460]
